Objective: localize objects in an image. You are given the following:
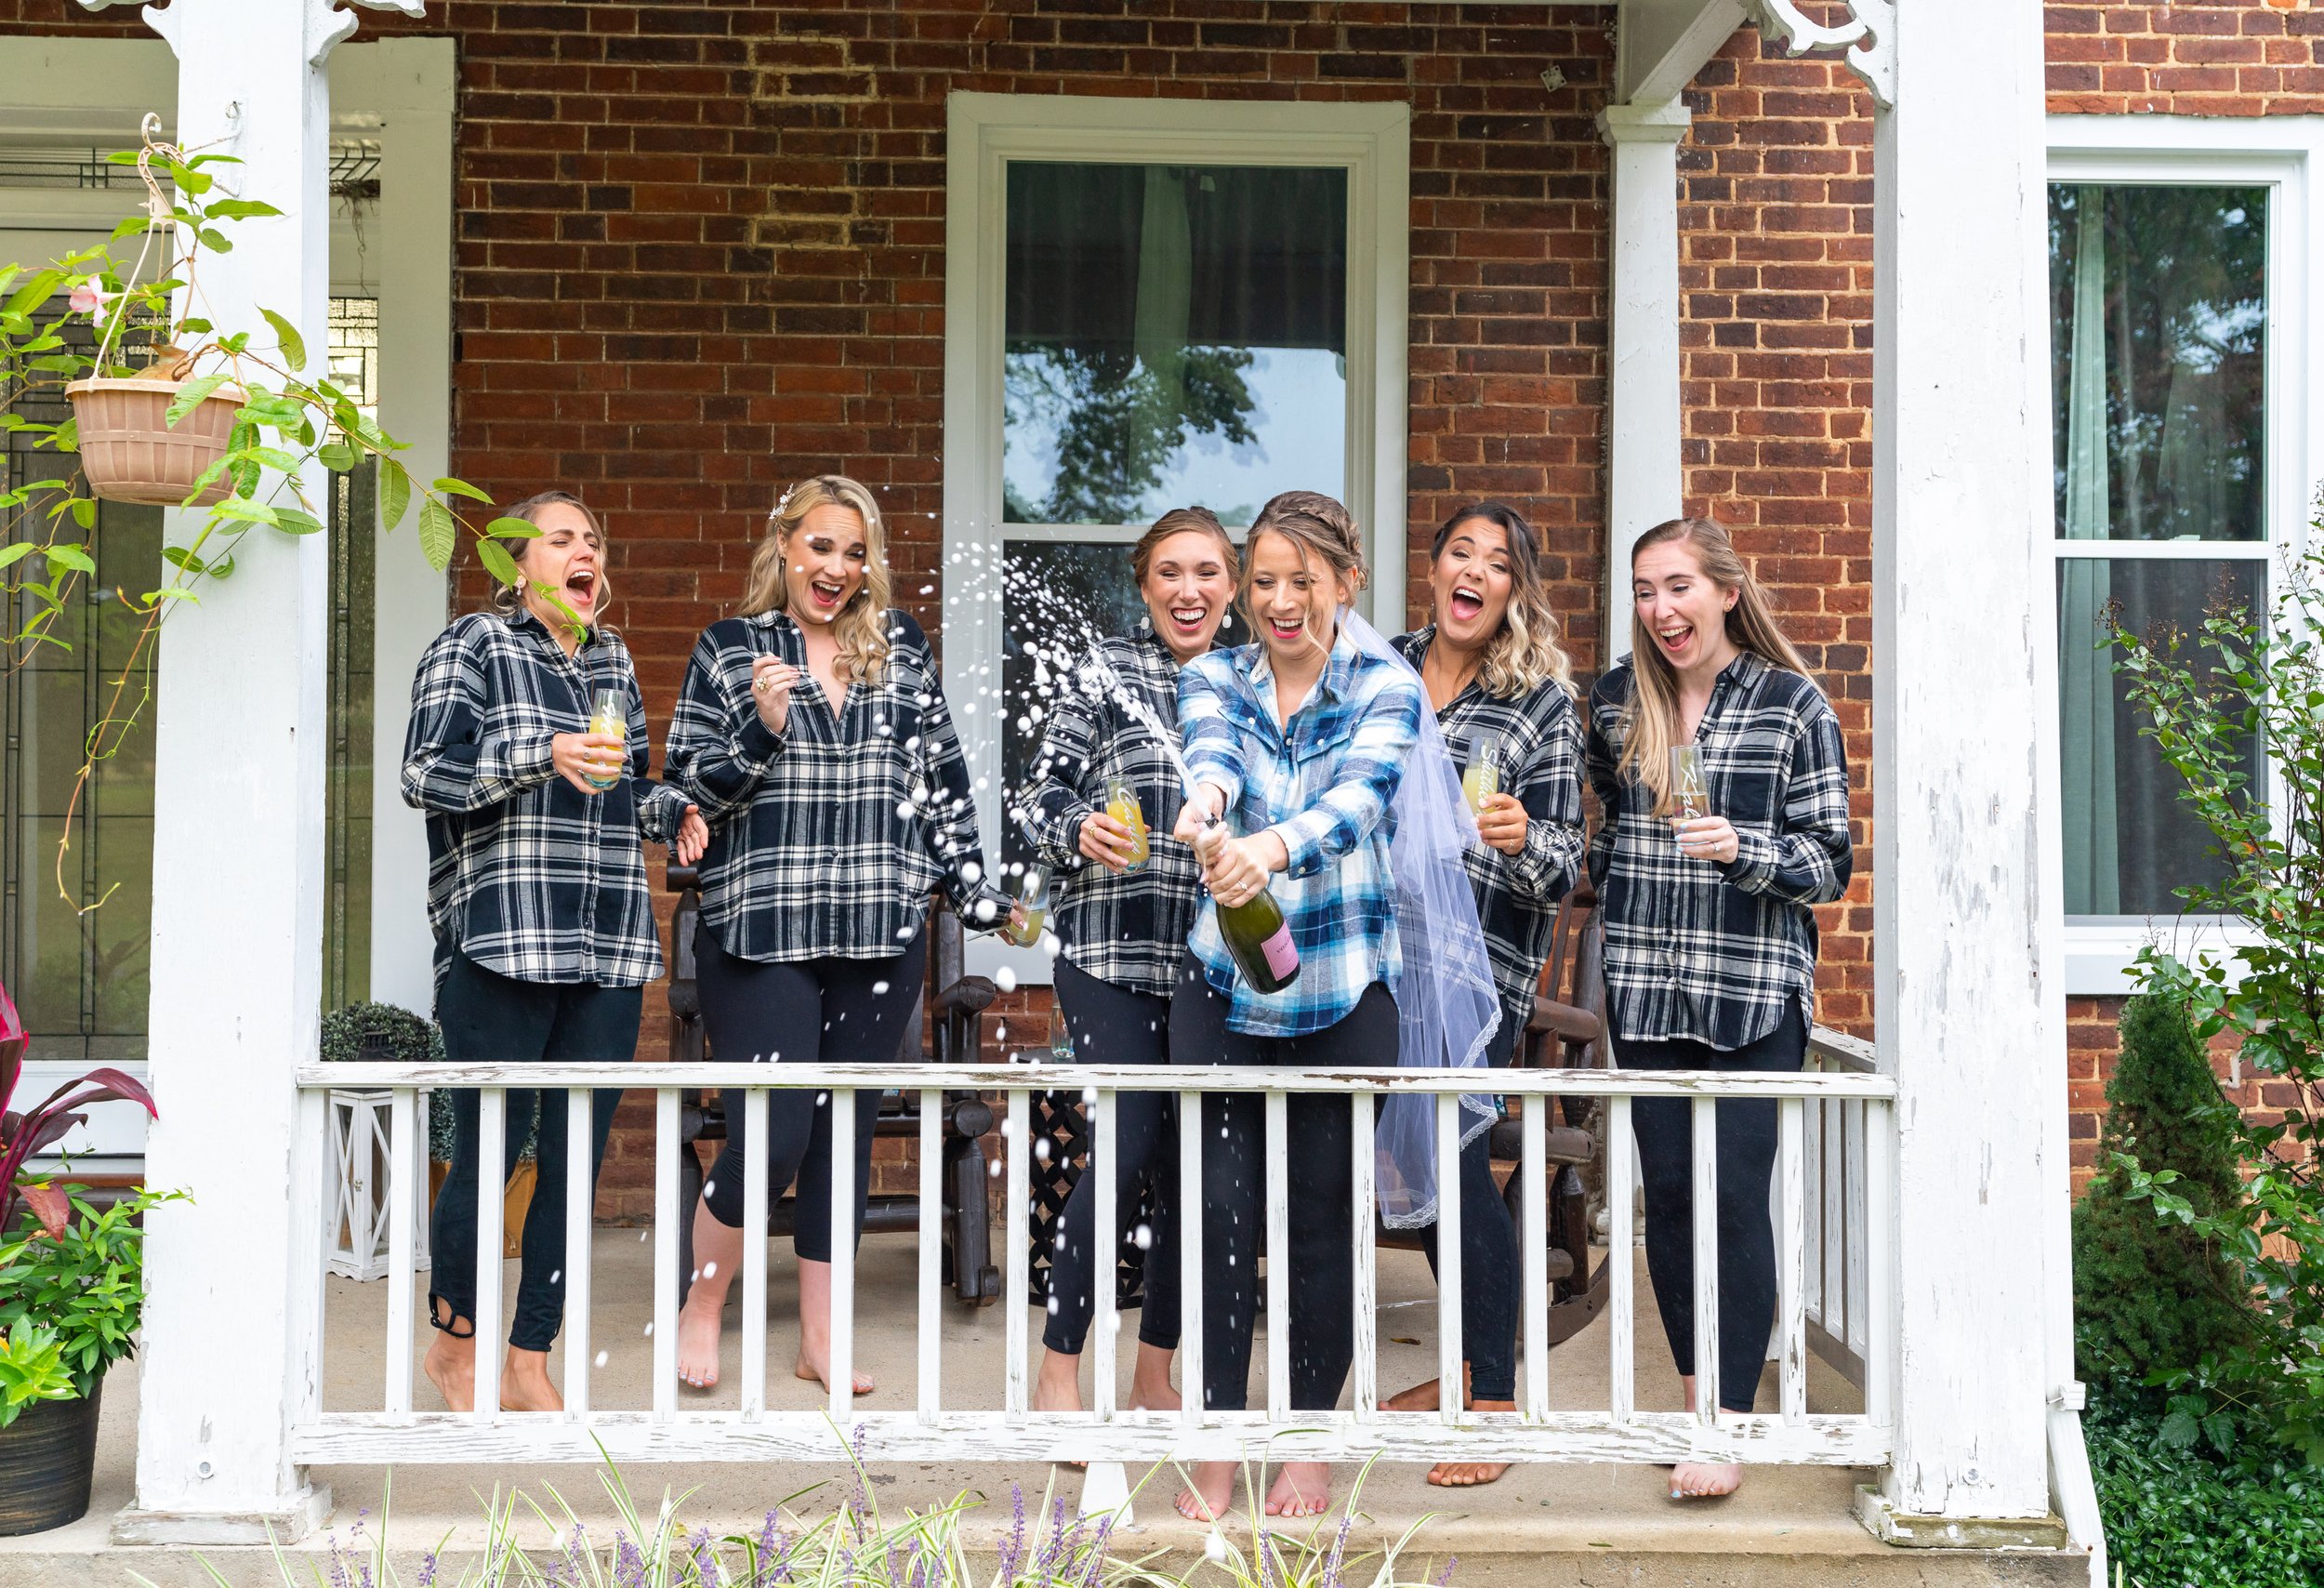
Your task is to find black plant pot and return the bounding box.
[0,1376,103,1536]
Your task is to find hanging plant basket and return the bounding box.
[64,368,244,508]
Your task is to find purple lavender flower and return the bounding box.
[324,1531,351,1588]
[997,1483,1027,1583]
[1076,1516,1114,1587]
[1433,1555,1459,1587]
[1321,1513,1353,1588]
[416,1553,439,1588]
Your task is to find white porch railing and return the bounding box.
[288,1058,1895,1468]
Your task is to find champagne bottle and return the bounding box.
[1202,820,1300,994]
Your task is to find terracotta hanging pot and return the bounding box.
[65,351,244,508]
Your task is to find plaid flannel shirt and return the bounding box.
[1020,625,1204,999]
[1393,628,1588,1039]
[1584,652,1853,1051]
[402,611,689,990]
[667,608,988,962]
[1178,630,1422,1039]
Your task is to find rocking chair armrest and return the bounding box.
[1525,995,1601,1048]
[931,975,998,1021]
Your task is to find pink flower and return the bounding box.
[68,276,107,315]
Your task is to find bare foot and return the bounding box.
[1129,1342,1182,1412]
[1384,1377,1442,1412]
[422,1327,475,1413]
[1426,1397,1515,1488]
[500,1346,563,1412]
[675,1290,725,1389]
[1263,1462,1331,1517]
[1175,1461,1237,1523]
[1670,1461,1742,1498]
[1035,1350,1087,1468]
[794,1349,876,1396]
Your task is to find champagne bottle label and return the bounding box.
[1258,924,1298,980]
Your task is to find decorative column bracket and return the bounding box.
[1750,0,1895,109]
[79,0,423,66]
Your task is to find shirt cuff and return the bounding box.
[1720,827,1776,891]
[1039,799,1099,869]
[1269,812,1330,879]
[734,715,786,773]
[505,731,559,787]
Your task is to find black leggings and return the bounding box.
[1040,957,1182,1356]
[431,948,641,1352]
[1171,961,1400,1414]
[1615,1002,1806,1414]
[694,922,928,1261]
[1416,1016,1522,1402]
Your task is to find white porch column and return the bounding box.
[1861,0,2060,1524]
[84,0,418,1544]
[1596,99,1691,661]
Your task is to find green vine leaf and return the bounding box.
[317,442,356,473]
[434,478,493,506]
[418,497,456,571]
[43,545,94,576]
[378,462,411,531]
[259,308,306,373]
[484,516,541,539]
[205,198,282,223]
[163,374,232,429]
[476,538,522,589]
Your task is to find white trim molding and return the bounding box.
[1750,0,1895,109]
[938,91,1409,983]
[2046,115,2319,997]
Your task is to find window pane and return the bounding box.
[997,539,1151,878]
[1003,163,1348,528]
[2057,556,2265,918]
[2050,183,2266,543]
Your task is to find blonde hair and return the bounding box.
[1429,501,1576,701]
[742,474,892,685]
[1237,489,1366,648]
[487,490,611,621]
[1131,505,1238,588]
[1618,517,1815,810]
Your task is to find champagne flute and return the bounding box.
[586,687,626,791]
[1047,1007,1075,1063]
[1462,732,1504,816]
[1670,744,1709,854]
[1006,861,1051,948]
[1103,774,1150,872]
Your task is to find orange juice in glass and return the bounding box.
[1103,774,1150,872]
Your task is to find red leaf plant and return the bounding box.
[0,977,156,1240]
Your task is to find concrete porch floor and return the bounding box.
[0,1232,2084,1586]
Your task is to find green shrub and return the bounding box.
[318,999,536,1164]
[2089,1385,2324,1588]
[2072,991,2250,1391]
[0,1186,185,1413]
[2106,538,2324,1463]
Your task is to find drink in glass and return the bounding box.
[1006,861,1051,947]
[1103,774,1150,872]
[1462,732,1503,815]
[586,687,626,791]
[1670,744,1709,841]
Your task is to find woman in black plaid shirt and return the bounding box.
[665,475,1004,1396]
[402,490,707,1415]
[1019,507,1240,1424]
[1389,501,1586,1489]
[1587,517,1853,1501]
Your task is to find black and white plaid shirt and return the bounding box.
[667,608,988,961]
[1019,626,1204,999]
[1584,651,1853,1051]
[1394,628,1588,1042]
[402,611,690,990]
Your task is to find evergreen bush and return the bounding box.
[2072,991,2249,1391]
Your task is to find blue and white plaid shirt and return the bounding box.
[402,611,690,991]
[1585,652,1853,1050]
[1178,630,1423,1038]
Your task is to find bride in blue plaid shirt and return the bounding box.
[1167,490,1427,1523]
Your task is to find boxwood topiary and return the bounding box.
[318,1001,535,1163]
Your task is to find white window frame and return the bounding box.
[2046,117,2318,995]
[940,91,1409,982]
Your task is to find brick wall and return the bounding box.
[0,0,2301,1212]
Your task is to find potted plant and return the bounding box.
[0,975,173,1536]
